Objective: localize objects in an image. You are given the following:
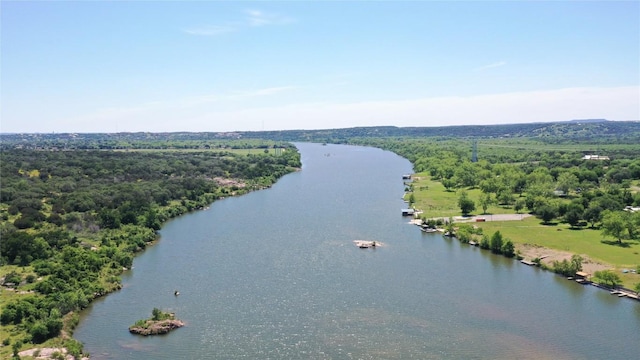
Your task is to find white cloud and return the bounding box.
[184,9,294,36]
[245,9,294,27]
[475,61,507,71]
[180,86,298,107]
[245,86,298,96]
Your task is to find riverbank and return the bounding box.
[474,216,640,288]
[414,214,640,299]
[515,243,610,275]
[18,347,89,360]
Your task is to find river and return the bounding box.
[74,143,640,359]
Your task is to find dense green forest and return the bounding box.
[0,142,300,357]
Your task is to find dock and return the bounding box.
[520,260,535,266]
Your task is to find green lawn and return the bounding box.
[477,217,640,288]
[476,217,640,268]
[408,172,517,218]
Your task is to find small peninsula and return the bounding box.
[129,308,184,336]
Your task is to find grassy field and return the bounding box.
[477,217,640,287]
[407,172,518,219]
[476,217,640,266]
[408,173,640,288]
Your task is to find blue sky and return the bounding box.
[1,1,638,133]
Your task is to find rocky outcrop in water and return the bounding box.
[129,318,184,335]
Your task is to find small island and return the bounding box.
[129,308,184,336]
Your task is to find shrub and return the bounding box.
[479,235,490,250]
[490,231,504,254]
[501,240,515,258]
[593,270,621,288]
[12,339,22,357]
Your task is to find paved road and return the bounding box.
[454,214,533,222]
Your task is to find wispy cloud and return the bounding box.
[185,86,640,132]
[184,9,294,36]
[475,61,507,71]
[183,25,236,36]
[76,85,298,122]
[245,9,294,27]
[243,86,298,96]
[182,86,297,106]
[34,86,638,133]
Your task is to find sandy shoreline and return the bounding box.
[516,243,610,275]
[18,347,89,360]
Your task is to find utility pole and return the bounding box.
[471,139,478,163]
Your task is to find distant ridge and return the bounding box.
[1,120,639,148]
[566,119,608,123]
[236,119,640,142]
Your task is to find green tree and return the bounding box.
[458,191,475,216]
[622,211,640,239]
[601,210,626,244]
[479,192,492,214]
[455,162,478,188]
[12,339,22,358]
[444,218,455,237]
[570,254,583,273]
[144,208,161,231]
[3,271,22,286]
[441,177,457,192]
[479,234,490,249]
[556,172,579,195]
[634,282,640,295]
[496,189,515,206]
[490,231,504,254]
[30,321,50,343]
[583,205,602,228]
[536,204,557,224]
[99,209,121,229]
[152,307,162,321]
[594,270,621,288]
[501,239,515,258]
[479,179,498,194]
[514,198,525,214]
[564,203,584,229]
[0,231,51,265]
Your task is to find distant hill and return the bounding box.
[238,120,640,143]
[566,119,608,123]
[1,120,639,148]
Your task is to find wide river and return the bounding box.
[75,143,640,359]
